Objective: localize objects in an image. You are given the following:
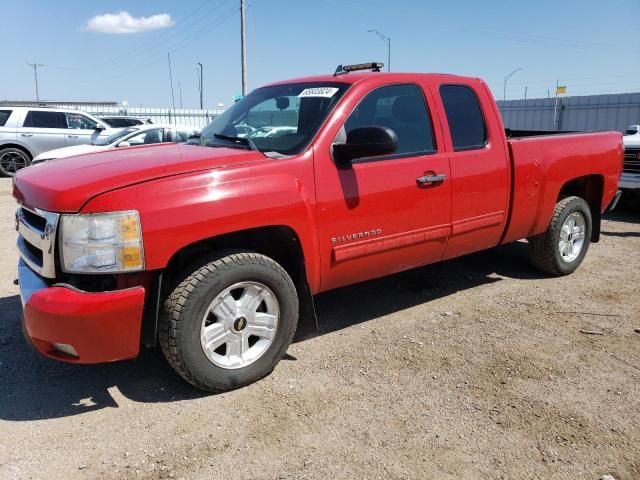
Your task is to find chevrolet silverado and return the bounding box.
[13,64,623,392]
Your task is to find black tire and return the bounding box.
[159,251,299,392]
[0,147,31,177]
[528,196,592,276]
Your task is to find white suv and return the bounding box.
[0,107,119,176]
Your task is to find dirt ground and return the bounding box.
[0,177,638,480]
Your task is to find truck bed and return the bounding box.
[501,131,623,244]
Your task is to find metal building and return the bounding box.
[497,92,640,133]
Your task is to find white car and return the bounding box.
[248,126,297,138]
[32,124,200,164]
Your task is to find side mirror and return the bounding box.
[95,124,105,131]
[332,126,398,168]
[117,141,130,148]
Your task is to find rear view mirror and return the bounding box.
[332,126,398,168]
[117,141,130,148]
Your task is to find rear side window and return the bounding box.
[440,85,487,151]
[345,83,436,157]
[0,110,12,127]
[127,128,164,146]
[23,111,67,129]
[103,118,142,127]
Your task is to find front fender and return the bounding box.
[81,151,321,291]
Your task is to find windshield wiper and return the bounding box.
[212,133,259,152]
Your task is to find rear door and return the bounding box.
[20,110,68,157]
[64,112,103,147]
[430,81,510,259]
[315,82,452,291]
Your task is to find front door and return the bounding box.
[315,83,452,291]
[64,113,103,147]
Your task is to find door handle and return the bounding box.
[416,174,446,185]
[67,135,79,138]
[20,133,33,137]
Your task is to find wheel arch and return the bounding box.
[557,174,603,242]
[143,225,318,347]
[0,143,33,159]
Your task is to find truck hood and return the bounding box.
[14,143,267,212]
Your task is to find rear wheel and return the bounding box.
[528,196,592,276]
[0,147,30,177]
[159,252,299,392]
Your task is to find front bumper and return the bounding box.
[619,172,640,190]
[18,259,145,363]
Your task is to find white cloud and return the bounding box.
[85,11,174,34]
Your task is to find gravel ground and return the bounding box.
[0,177,638,480]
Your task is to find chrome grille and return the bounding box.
[623,148,640,174]
[15,207,59,278]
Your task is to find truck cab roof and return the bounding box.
[265,71,483,88]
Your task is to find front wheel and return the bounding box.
[528,196,592,276]
[159,252,299,392]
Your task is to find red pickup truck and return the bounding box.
[14,64,623,392]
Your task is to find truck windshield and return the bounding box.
[201,82,350,156]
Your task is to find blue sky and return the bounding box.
[1,0,638,108]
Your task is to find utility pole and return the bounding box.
[27,63,44,103]
[524,86,527,101]
[178,82,183,109]
[553,80,559,128]
[167,53,176,113]
[368,30,391,72]
[240,0,247,96]
[197,63,204,109]
[503,67,522,101]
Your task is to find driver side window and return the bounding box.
[345,84,436,157]
[65,113,98,130]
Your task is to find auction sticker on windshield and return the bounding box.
[298,87,339,98]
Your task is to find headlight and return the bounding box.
[60,211,144,273]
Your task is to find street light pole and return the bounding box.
[368,29,391,72]
[197,63,203,109]
[240,0,247,95]
[503,67,523,101]
[27,63,44,103]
